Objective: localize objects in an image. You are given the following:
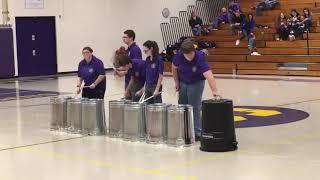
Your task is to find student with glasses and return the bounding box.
[76,47,106,99]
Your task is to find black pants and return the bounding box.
[82,88,105,99]
[145,84,162,104]
[131,81,145,102]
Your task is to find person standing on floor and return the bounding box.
[116,30,142,97]
[114,54,146,102]
[136,41,164,104]
[172,39,219,141]
[77,47,106,99]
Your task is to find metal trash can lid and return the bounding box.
[109,100,125,107]
[125,102,146,109]
[167,104,193,112]
[147,103,170,111]
[82,100,97,106]
[50,96,72,103]
[68,98,83,104]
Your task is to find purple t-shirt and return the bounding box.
[229,2,241,12]
[145,56,164,85]
[125,42,142,83]
[78,56,106,90]
[218,12,229,22]
[127,59,146,83]
[173,51,210,84]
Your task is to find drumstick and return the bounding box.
[141,92,163,103]
[74,85,89,98]
[138,92,146,103]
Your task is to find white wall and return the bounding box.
[0,1,3,23]
[3,0,196,74]
[106,0,196,59]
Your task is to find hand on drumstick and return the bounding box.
[135,89,144,97]
[153,89,160,97]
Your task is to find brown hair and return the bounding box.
[143,40,159,57]
[82,47,93,53]
[124,30,136,41]
[115,54,132,67]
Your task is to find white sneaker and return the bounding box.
[235,40,240,46]
[276,38,280,41]
[251,52,261,56]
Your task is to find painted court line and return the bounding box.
[276,98,320,107]
[149,131,320,172]
[0,143,197,180]
[1,131,319,179]
[0,136,85,152]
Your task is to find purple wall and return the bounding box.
[0,28,15,78]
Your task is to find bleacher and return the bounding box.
[201,0,320,76]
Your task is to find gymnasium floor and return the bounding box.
[0,73,319,180]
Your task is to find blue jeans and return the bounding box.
[240,29,248,40]
[192,27,202,36]
[178,80,205,137]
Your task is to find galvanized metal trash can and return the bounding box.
[166,105,195,147]
[66,98,83,134]
[108,99,131,138]
[146,103,170,144]
[82,99,106,135]
[50,96,71,131]
[123,102,146,142]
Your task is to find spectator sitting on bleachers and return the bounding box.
[228,1,241,14]
[209,7,229,31]
[230,11,245,36]
[302,8,313,31]
[228,0,241,21]
[189,12,209,36]
[236,13,255,46]
[276,12,289,41]
[252,0,279,16]
[288,9,301,41]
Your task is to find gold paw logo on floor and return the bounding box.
[233,106,309,128]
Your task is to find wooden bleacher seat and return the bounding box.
[199,0,320,76]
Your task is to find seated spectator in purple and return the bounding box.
[209,7,229,30]
[228,0,241,14]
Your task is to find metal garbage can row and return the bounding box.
[50,97,106,135]
[109,100,195,147]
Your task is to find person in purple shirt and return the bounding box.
[172,39,219,141]
[209,7,229,30]
[121,30,142,98]
[136,40,164,104]
[228,1,241,14]
[76,47,106,99]
[114,54,146,102]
